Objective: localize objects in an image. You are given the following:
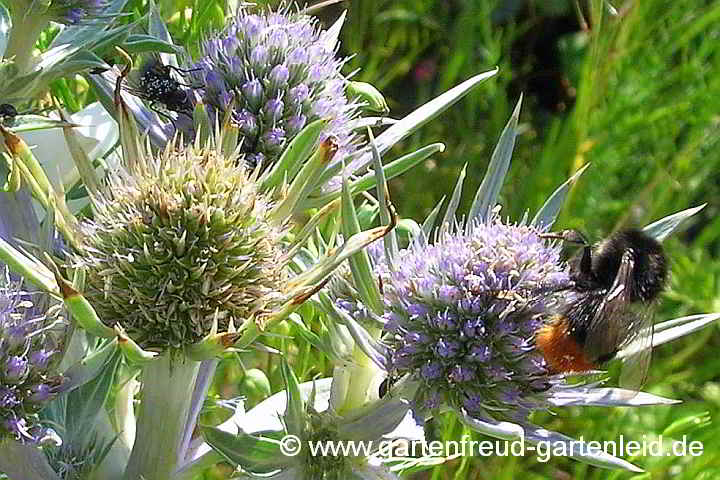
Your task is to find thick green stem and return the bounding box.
[336,326,382,414]
[3,12,48,75]
[122,354,200,480]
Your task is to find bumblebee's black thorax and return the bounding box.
[571,228,667,303]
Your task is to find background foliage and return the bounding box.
[42,0,720,478]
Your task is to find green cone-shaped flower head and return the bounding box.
[72,142,289,352]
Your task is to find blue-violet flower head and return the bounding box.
[191,7,358,171]
[0,272,64,445]
[335,217,571,423]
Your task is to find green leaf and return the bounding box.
[305,143,444,209]
[468,95,522,224]
[65,347,122,445]
[369,127,399,262]
[49,0,130,47]
[341,171,384,315]
[280,358,305,438]
[441,164,467,232]
[122,34,182,55]
[643,204,706,241]
[148,1,179,67]
[421,195,446,240]
[60,339,120,392]
[260,118,327,192]
[0,236,57,293]
[201,427,293,474]
[532,163,590,229]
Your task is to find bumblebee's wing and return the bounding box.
[585,250,635,361]
[586,250,654,391]
[617,305,654,391]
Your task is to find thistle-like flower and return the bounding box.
[192,7,357,170]
[71,141,288,352]
[0,272,64,446]
[370,217,569,422]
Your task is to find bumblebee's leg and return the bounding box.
[540,229,593,276]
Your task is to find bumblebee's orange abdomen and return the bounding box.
[535,316,596,372]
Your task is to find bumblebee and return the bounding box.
[535,228,668,389]
[124,55,197,121]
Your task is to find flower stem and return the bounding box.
[3,12,48,75]
[336,326,382,414]
[122,354,201,480]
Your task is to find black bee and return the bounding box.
[535,228,668,390]
[0,103,50,127]
[124,56,198,122]
[0,103,19,127]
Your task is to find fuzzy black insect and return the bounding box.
[125,57,198,122]
[535,228,668,390]
[0,103,19,127]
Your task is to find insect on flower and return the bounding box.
[0,103,19,127]
[535,228,668,390]
[0,103,52,127]
[124,55,199,123]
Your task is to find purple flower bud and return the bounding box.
[240,14,264,38]
[437,285,462,303]
[29,349,54,370]
[286,114,307,135]
[421,362,443,380]
[449,365,475,383]
[435,338,461,359]
[28,383,54,403]
[267,29,289,51]
[250,45,270,71]
[463,318,486,338]
[406,330,431,345]
[287,47,309,66]
[263,98,284,123]
[4,416,28,438]
[4,356,29,383]
[268,65,290,90]
[0,387,19,408]
[260,127,286,152]
[234,109,259,137]
[288,84,310,106]
[467,344,491,363]
[407,303,429,318]
[432,310,457,330]
[242,79,264,111]
[463,393,484,412]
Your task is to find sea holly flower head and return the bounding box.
[0,271,64,446]
[191,5,358,171]
[70,139,289,353]
[377,216,569,422]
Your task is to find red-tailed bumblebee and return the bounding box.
[535,228,668,389]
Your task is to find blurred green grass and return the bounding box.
[47,0,720,478]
